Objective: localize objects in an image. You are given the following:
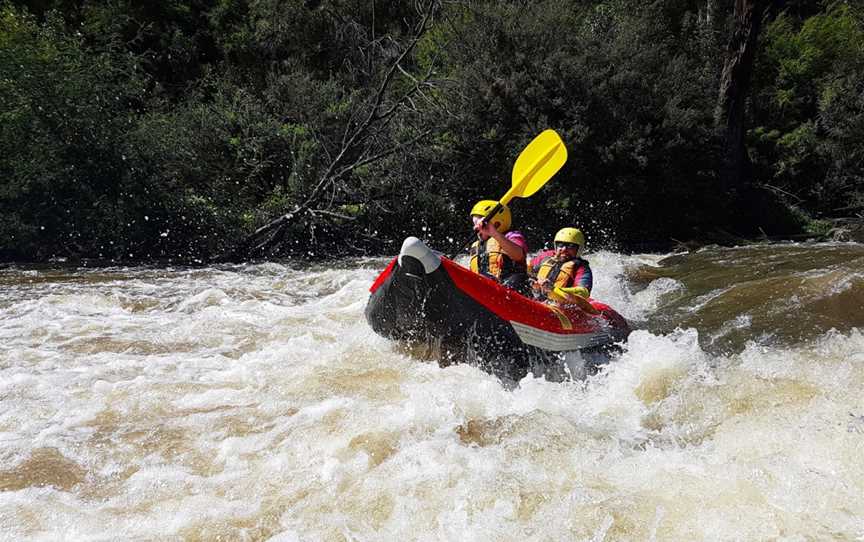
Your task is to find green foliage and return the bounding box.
[752,1,864,215]
[804,217,834,237]
[816,70,864,213]
[0,4,150,259]
[1,0,862,262]
[417,0,727,246]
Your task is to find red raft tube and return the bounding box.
[365,237,630,382]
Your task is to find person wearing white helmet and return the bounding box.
[468,199,530,292]
[531,227,593,301]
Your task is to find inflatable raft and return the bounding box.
[365,237,630,382]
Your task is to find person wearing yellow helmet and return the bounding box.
[531,227,593,302]
[468,199,530,291]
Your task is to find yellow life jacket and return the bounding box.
[535,256,581,290]
[469,237,526,281]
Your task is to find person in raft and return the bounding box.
[531,227,593,302]
[468,199,531,294]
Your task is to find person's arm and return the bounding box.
[571,260,593,295]
[475,222,526,262]
[495,230,526,262]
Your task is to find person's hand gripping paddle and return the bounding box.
[453,129,568,258]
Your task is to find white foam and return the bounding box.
[1,260,863,540]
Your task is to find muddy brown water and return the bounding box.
[1,243,862,540]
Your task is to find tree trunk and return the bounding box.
[702,0,715,26]
[715,0,771,193]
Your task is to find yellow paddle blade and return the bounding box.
[501,129,567,205]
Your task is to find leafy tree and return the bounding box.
[2,0,860,263]
[0,4,150,259]
[752,1,864,215]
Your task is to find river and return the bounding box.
[1,242,863,541]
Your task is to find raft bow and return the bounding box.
[365,237,630,381]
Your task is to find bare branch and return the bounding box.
[309,209,358,220]
[294,1,436,209]
[217,1,440,261]
[333,129,433,180]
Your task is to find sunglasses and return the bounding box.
[555,242,579,250]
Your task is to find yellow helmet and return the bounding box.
[470,200,511,233]
[554,227,585,256]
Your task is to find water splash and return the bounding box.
[0,245,863,540]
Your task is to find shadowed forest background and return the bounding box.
[2,0,863,262]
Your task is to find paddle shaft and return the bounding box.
[449,130,567,259]
[451,211,497,260]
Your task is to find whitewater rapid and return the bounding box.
[1,245,863,540]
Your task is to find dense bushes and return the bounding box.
[1,0,862,262]
[1,6,150,259]
[751,2,864,217]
